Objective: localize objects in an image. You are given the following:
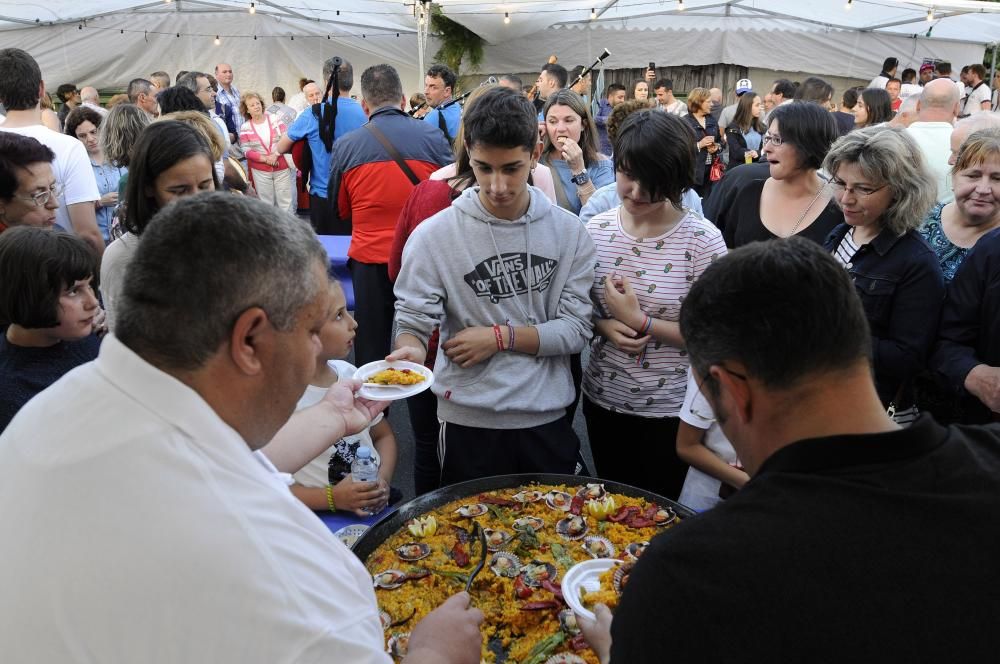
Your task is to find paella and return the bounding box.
[363,482,681,663]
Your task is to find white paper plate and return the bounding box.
[562,558,623,622]
[334,524,369,549]
[353,360,435,401]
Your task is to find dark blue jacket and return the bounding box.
[931,227,1000,423]
[824,224,945,407]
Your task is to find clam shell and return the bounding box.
[544,490,573,511]
[379,610,391,629]
[612,561,635,595]
[653,506,678,526]
[373,569,408,590]
[454,503,488,518]
[576,482,607,500]
[556,515,589,540]
[544,655,588,664]
[395,542,431,562]
[512,516,545,533]
[558,608,581,635]
[387,632,410,658]
[489,551,522,578]
[581,535,616,559]
[625,541,650,561]
[483,528,513,552]
[520,560,558,587]
[512,489,544,503]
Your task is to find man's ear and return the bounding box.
[710,364,753,425]
[361,98,371,117]
[228,307,271,376]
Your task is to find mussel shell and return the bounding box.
[373,569,408,590]
[520,560,558,587]
[454,503,488,518]
[395,542,431,561]
[544,655,588,664]
[483,528,513,551]
[512,516,545,532]
[653,506,678,525]
[555,515,589,540]
[612,561,635,594]
[576,482,607,500]
[581,535,616,559]
[625,541,650,561]
[387,632,410,658]
[558,608,581,635]
[512,490,544,503]
[489,551,522,578]
[544,490,573,511]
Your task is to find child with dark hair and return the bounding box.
[0,226,101,432]
[583,109,727,500]
[390,86,596,485]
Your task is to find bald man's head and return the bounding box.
[80,86,100,104]
[916,78,960,122]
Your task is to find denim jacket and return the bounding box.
[824,224,945,407]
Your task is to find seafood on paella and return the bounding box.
[363,483,681,663]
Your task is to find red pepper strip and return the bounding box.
[478,494,517,507]
[519,600,563,610]
[514,575,534,599]
[569,495,585,516]
[451,541,470,568]
[609,505,640,523]
[570,634,590,651]
[540,579,565,603]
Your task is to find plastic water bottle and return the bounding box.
[351,446,380,515]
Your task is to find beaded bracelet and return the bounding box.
[492,324,505,351]
[325,484,337,512]
[507,324,515,352]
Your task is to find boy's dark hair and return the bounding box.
[125,121,218,237]
[936,61,953,76]
[613,109,695,208]
[767,102,838,171]
[64,106,103,139]
[772,78,796,98]
[463,86,537,153]
[882,57,899,72]
[56,83,78,103]
[654,79,674,92]
[901,68,917,84]
[680,236,871,393]
[0,48,42,111]
[970,64,987,80]
[842,86,862,109]
[426,64,457,92]
[541,63,568,89]
[0,133,55,201]
[272,86,286,102]
[605,83,626,98]
[156,86,205,114]
[0,226,98,329]
[793,76,833,104]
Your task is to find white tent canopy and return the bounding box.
[0,0,997,93]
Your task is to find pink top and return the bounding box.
[239,115,289,172]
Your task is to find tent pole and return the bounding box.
[991,41,998,90]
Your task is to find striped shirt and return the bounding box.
[583,207,727,417]
[834,227,860,267]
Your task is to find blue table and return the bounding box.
[318,505,397,536]
[317,234,354,310]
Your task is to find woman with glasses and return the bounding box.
[0,133,60,233]
[65,106,125,243]
[722,103,841,248]
[823,126,943,423]
[100,121,220,331]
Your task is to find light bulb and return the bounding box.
[678,0,685,10]
[214,35,221,45]
[590,8,597,19]
[926,7,934,21]
[504,12,510,24]
[845,0,852,9]
[249,2,256,14]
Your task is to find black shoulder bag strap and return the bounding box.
[436,109,453,144]
[365,122,421,186]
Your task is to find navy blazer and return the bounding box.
[824,224,945,406]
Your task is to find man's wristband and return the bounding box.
[493,324,505,351]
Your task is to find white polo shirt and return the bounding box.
[0,335,390,664]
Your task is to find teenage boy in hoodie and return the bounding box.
[389,87,597,486]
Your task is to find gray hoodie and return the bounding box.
[394,186,596,429]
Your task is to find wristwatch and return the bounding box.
[571,171,590,186]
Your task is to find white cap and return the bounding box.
[735,78,753,95]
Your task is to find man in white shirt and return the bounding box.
[0,48,103,257]
[960,64,992,117]
[906,78,960,203]
[0,193,483,664]
[868,57,898,89]
[653,78,689,117]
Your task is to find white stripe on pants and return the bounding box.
[253,167,292,211]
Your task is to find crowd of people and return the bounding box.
[1,43,1000,662]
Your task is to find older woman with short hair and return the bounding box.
[683,87,722,199]
[823,126,944,421]
[239,91,291,211]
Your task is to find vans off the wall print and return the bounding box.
[463,253,557,303]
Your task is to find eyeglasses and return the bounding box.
[689,365,748,421]
[830,179,889,198]
[761,134,784,147]
[13,182,64,207]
